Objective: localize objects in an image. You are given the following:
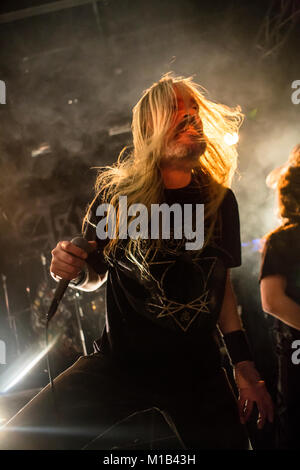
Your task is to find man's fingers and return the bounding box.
[238,382,275,429]
[237,398,246,423]
[51,260,82,279]
[53,251,86,270]
[257,385,274,425]
[60,241,88,259]
[243,399,254,422]
[238,397,254,423]
[256,390,275,428]
[257,408,266,429]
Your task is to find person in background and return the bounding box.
[260,144,300,448]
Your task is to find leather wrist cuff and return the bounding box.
[223,329,253,365]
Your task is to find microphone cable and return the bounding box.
[45,237,92,427]
[45,319,62,425]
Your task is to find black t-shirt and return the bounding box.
[259,223,300,352]
[259,224,300,305]
[84,175,241,382]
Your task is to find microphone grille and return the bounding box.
[71,236,92,254]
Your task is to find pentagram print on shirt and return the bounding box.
[129,238,228,333]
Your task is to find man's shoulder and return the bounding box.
[219,187,238,219]
[222,187,237,203]
[267,223,300,250]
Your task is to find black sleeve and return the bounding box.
[259,234,286,282]
[82,195,109,276]
[219,189,242,268]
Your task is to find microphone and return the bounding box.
[47,236,92,322]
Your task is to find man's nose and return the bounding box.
[183,112,195,123]
[184,107,197,118]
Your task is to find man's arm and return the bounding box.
[218,269,274,428]
[74,264,107,292]
[260,274,300,330]
[50,240,107,292]
[218,269,243,334]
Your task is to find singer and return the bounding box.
[0,74,273,450]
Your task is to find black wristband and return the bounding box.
[223,329,253,365]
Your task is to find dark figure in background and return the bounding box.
[0,74,273,450]
[260,144,300,449]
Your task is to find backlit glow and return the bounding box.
[224,132,239,146]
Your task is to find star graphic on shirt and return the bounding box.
[154,289,210,332]
[147,256,217,332]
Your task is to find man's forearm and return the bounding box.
[261,275,300,330]
[218,270,243,334]
[263,293,300,331]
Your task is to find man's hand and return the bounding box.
[50,240,97,280]
[234,360,274,429]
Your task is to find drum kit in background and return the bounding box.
[31,279,106,357]
[1,252,106,384]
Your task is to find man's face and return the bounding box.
[162,85,207,168]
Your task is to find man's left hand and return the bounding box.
[234,361,274,429]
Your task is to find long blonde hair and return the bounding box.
[83,73,243,274]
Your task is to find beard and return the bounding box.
[161,134,207,170]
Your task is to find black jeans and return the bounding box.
[0,351,249,450]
